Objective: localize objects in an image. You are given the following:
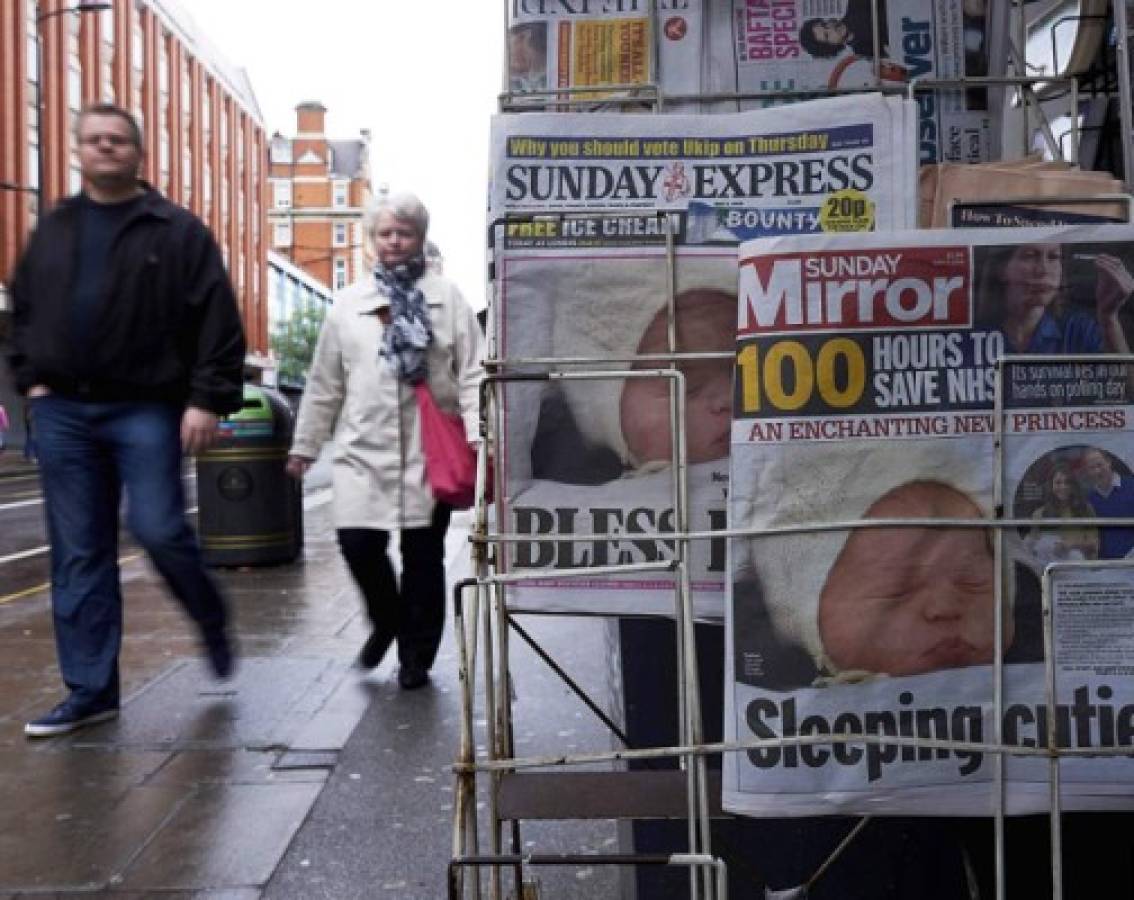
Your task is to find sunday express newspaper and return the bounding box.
[725,224,1134,815]
[496,236,734,619]
[490,93,916,239]
[492,96,915,618]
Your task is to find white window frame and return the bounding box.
[332,179,349,208]
[333,222,347,247]
[333,258,348,291]
[273,180,292,209]
[270,138,292,165]
[273,220,292,248]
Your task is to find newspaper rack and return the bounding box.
[453,4,1134,899]
[454,346,1134,900]
[450,213,732,900]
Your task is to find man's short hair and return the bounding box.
[1084,448,1113,468]
[76,102,143,149]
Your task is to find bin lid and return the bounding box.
[227,385,274,423]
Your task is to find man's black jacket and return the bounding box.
[8,187,246,415]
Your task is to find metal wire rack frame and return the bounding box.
[456,2,1134,895]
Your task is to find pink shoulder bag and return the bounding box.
[413,382,482,510]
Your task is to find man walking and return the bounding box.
[8,103,246,737]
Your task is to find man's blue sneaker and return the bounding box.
[24,697,119,738]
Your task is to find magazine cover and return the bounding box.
[724,224,1134,815]
[507,0,703,105]
[505,0,1010,156]
[720,0,1010,162]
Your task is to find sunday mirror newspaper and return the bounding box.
[725,224,1134,815]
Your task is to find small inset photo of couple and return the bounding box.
[1014,445,1134,568]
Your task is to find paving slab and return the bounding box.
[148,749,330,786]
[0,782,188,891]
[116,782,323,891]
[61,658,351,752]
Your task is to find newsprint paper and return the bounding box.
[491,95,915,619]
[490,93,916,239]
[495,239,735,619]
[506,0,702,104]
[724,224,1134,815]
[505,0,1008,162]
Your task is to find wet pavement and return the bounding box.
[0,484,621,899]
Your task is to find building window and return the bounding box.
[273,221,292,247]
[333,222,347,247]
[131,24,143,72]
[67,67,82,113]
[273,180,291,209]
[334,258,347,290]
[159,36,169,92]
[270,136,292,164]
[26,33,37,82]
[332,180,348,208]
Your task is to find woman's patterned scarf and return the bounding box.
[375,254,433,384]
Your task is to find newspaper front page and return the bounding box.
[492,96,916,618]
[490,93,916,235]
[497,235,734,618]
[724,224,1134,815]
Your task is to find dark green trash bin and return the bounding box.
[196,385,303,566]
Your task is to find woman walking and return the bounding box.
[287,192,484,689]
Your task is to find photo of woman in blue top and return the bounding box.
[976,242,1133,355]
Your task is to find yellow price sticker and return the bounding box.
[819,189,876,233]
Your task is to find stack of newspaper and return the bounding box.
[920,158,1130,227]
[489,93,918,617]
[506,0,1008,162]
[492,0,1134,833]
[724,223,1134,816]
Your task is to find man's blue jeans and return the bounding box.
[32,396,227,707]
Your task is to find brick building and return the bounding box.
[268,101,372,292]
[0,0,270,365]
